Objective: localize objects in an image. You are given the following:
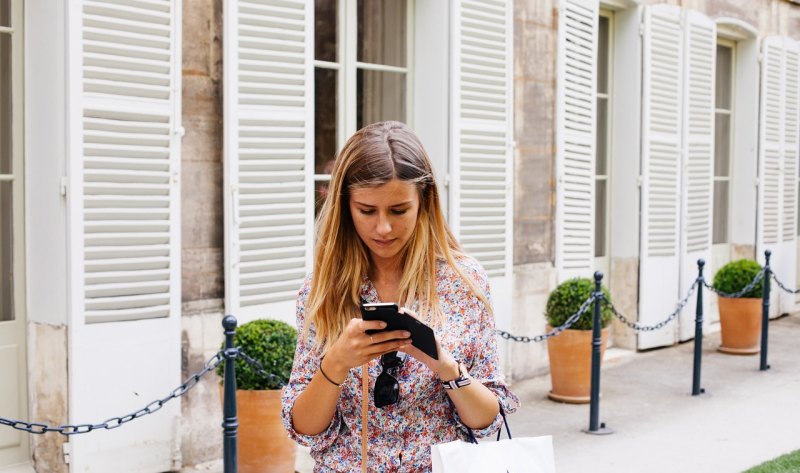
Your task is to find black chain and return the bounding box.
[237,349,288,388]
[604,279,699,332]
[496,294,597,343]
[703,268,765,298]
[0,350,225,436]
[771,272,800,294]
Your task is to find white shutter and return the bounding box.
[224,0,313,322]
[638,4,683,349]
[450,0,513,279]
[781,41,799,314]
[80,0,178,324]
[554,0,598,282]
[757,37,800,315]
[678,11,715,341]
[69,1,182,471]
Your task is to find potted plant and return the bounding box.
[713,259,764,355]
[217,319,297,473]
[545,278,613,403]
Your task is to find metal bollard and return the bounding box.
[760,251,771,371]
[691,259,706,396]
[222,316,239,473]
[583,271,612,435]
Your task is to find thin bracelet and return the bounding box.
[319,356,343,388]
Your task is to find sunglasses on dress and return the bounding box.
[374,351,403,408]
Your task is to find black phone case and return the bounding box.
[360,304,439,360]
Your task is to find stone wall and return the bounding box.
[513,0,558,266]
[180,0,225,468]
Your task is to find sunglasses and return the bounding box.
[374,351,404,408]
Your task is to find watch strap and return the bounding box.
[441,363,471,390]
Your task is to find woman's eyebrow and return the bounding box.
[352,201,413,208]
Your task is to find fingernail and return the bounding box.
[380,322,387,328]
[402,331,411,337]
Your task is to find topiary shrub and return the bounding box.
[545,278,613,330]
[216,319,297,390]
[713,259,764,299]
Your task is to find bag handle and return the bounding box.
[466,402,512,444]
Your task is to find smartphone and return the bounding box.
[360,302,439,360]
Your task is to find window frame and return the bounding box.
[595,9,614,264]
[713,37,736,246]
[0,0,24,324]
[312,0,415,189]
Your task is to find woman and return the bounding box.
[281,121,519,472]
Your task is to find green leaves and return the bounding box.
[216,319,297,390]
[713,259,764,298]
[545,278,613,330]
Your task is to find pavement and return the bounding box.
[185,313,800,473]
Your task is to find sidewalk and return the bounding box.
[508,313,800,473]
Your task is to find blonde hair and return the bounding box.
[306,121,491,352]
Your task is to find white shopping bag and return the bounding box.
[431,435,556,473]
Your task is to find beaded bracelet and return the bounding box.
[319,356,343,388]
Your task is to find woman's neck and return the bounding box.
[369,259,403,302]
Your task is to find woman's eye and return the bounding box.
[359,209,375,215]
[391,209,408,215]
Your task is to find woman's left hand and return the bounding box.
[398,307,461,381]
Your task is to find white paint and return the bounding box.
[413,0,450,210]
[609,7,642,259]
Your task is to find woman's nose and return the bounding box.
[376,214,392,234]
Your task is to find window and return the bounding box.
[595,12,612,259]
[313,0,411,214]
[0,0,18,322]
[713,40,734,244]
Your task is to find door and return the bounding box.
[66,1,182,471]
[554,0,599,283]
[756,36,800,317]
[450,0,514,333]
[0,0,29,467]
[638,4,683,349]
[678,11,715,341]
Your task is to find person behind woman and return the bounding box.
[281,121,519,472]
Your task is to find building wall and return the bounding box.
[180,0,226,467]
[514,0,558,266]
[509,0,800,361]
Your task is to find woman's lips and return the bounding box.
[373,238,396,247]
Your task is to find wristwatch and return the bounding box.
[441,363,472,390]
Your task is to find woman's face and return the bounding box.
[349,178,420,269]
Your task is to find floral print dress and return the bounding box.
[281,256,520,472]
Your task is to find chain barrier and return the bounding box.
[496,294,597,343]
[702,268,765,298]
[771,272,800,294]
[604,279,699,332]
[0,350,225,436]
[237,349,287,388]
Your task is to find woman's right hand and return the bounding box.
[322,319,411,383]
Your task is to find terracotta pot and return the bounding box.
[546,326,608,404]
[717,297,762,355]
[221,388,296,473]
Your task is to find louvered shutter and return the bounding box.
[638,4,683,349]
[678,11,715,341]
[80,0,179,323]
[757,37,800,316]
[554,0,598,282]
[450,0,513,280]
[69,1,182,470]
[224,0,313,322]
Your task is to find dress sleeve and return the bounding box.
[280,274,343,449]
[453,262,521,439]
